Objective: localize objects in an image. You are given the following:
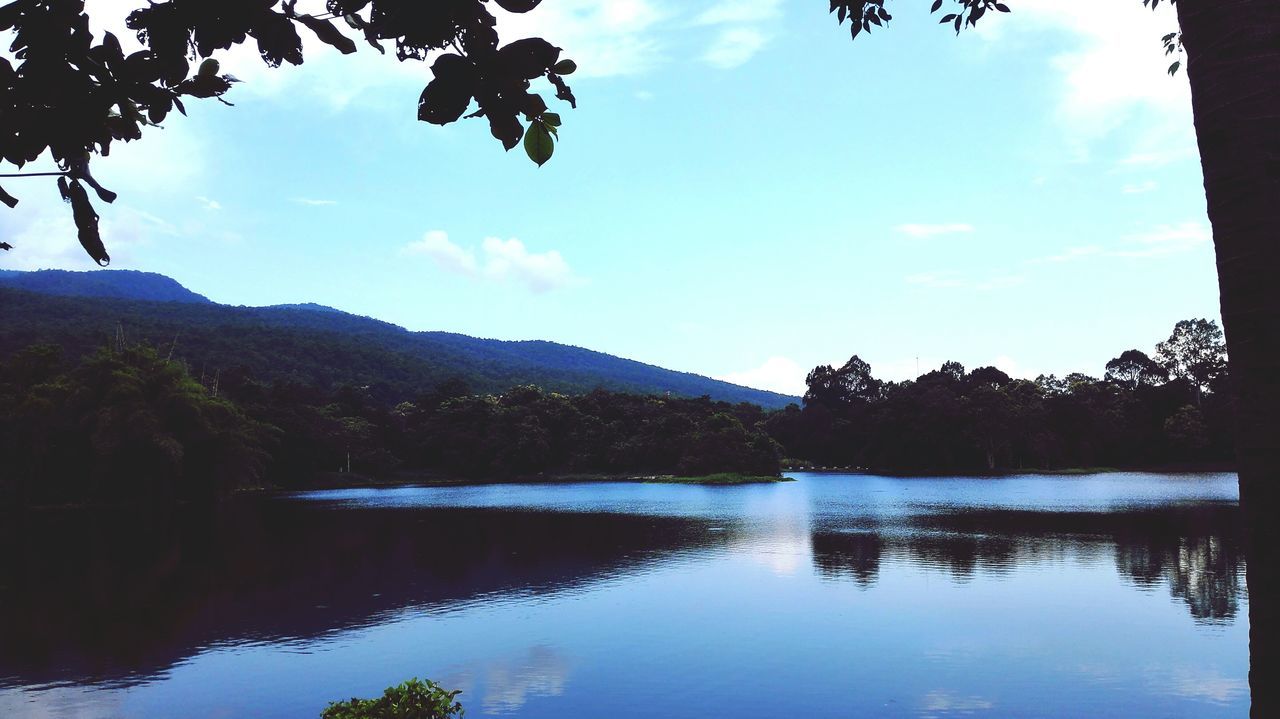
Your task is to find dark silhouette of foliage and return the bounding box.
[773,318,1233,474]
[1,0,576,260]
[1155,318,1227,404]
[1105,349,1168,390]
[0,342,272,506]
[0,337,782,506]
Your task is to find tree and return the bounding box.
[1155,318,1227,404]
[1105,349,1168,390]
[1,0,577,262]
[804,355,881,409]
[1165,404,1210,455]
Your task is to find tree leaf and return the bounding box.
[523,121,554,166]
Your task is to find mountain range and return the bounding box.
[0,269,797,408]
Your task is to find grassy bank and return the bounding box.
[644,473,795,485]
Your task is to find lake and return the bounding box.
[0,472,1249,717]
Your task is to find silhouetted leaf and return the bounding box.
[295,16,358,55]
[494,0,543,11]
[62,179,110,266]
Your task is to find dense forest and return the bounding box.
[0,342,782,507]
[771,318,1233,474]
[0,270,1235,507]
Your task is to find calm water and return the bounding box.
[0,472,1248,717]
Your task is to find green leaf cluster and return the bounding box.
[322,679,463,719]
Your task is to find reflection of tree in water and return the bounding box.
[811,504,1243,623]
[811,531,883,586]
[1115,534,1242,623]
[0,500,723,689]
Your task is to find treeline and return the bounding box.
[768,319,1233,473]
[0,317,1234,507]
[0,343,781,507]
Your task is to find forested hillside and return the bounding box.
[0,271,795,407]
[0,269,211,303]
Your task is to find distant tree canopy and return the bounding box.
[771,318,1232,473]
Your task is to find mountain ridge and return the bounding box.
[0,269,798,408]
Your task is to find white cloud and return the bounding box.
[405,230,480,275]
[1115,221,1210,257]
[905,270,1024,291]
[1029,245,1104,264]
[482,237,575,292]
[1122,180,1158,194]
[694,0,782,26]
[1029,221,1210,264]
[195,196,222,211]
[293,198,338,207]
[717,356,807,396]
[403,230,576,293]
[695,0,780,69]
[895,223,975,239]
[983,0,1194,161]
[0,191,174,271]
[703,27,769,69]
[496,0,666,78]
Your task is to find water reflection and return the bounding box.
[444,646,571,715]
[0,474,1251,718]
[0,501,720,689]
[810,503,1244,624]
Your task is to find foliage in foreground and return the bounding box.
[322,679,462,719]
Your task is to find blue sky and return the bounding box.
[0,0,1219,396]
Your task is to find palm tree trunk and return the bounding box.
[1176,1,1280,715]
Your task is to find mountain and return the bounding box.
[0,270,798,408]
[0,269,210,304]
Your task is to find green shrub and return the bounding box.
[321,679,463,719]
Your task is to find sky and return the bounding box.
[0,0,1221,397]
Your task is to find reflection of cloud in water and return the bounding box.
[1167,667,1248,704]
[737,522,812,577]
[919,689,995,716]
[0,686,126,719]
[445,645,571,715]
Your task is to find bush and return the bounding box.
[321,679,463,719]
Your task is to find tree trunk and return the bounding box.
[1175,1,1280,716]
